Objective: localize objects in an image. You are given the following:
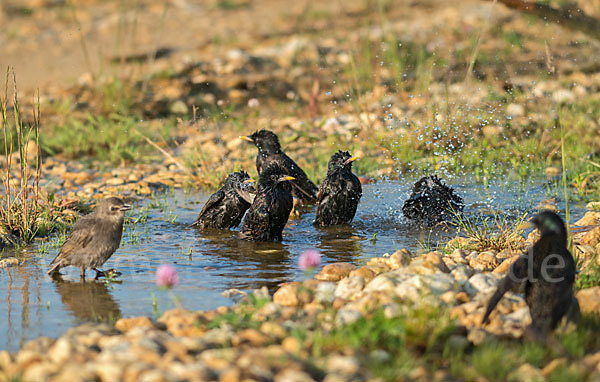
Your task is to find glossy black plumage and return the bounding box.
[238,163,294,242]
[314,151,362,227]
[481,211,580,333]
[240,129,318,203]
[193,171,255,230]
[402,175,464,225]
[48,197,131,281]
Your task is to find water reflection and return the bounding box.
[193,228,293,292]
[52,276,121,323]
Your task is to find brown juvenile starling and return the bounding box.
[482,211,580,334]
[238,163,295,242]
[314,150,362,226]
[47,197,131,281]
[239,129,318,203]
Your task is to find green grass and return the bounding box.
[41,113,176,165]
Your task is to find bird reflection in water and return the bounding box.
[195,229,292,293]
[52,276,121,323]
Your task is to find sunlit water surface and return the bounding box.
[0,179,587,351]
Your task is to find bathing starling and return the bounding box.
[238,163,295,242]
[239,129,318,203]
[47,197,131,281]
[314,150,362,226]
[193,170,255,230]
[402,175,463,225]
[481,211,580,334]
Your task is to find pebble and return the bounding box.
[315,263,357,281]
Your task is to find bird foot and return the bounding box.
[93,268,122,280]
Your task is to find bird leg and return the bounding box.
[80,268,86,282]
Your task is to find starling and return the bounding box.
[314,150,362,226]
[481,211,580,334]
[238,163,295,242]
[47,197,131,281]
[193,170,255,230]
[239,129,318,203]
[402,175,463,225]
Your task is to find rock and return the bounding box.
[586,202,600,211]
[348,266,376,281]
[105,177,125,186]
[158,309,206,337]
[273,283,299,307]
[424,251,451,273]
[335,308,362,326]
[281,336,301,353]
[576,287,600,314]
[274,369,315,382]
[450,248,469,264]
[464,273,500,296]
[326,355,360,375]
[116,317,155,332]
[469,251,498,272]
[552,89,575,103]
[579,226,600,247]
[334,276,365,300]
[506,103,525,117]
[387,249,412,269]
[575,211,600,226]
[0,257,20,268]
[48,337,74,364]
[0,233,23,251]
[169,100,189,115]
[259,322,286,340]
[315,263,357,281]
[315,282,336,304]
[234,328,269,347]
[451,264,474,283]
[508,363,544,382]
[493,255,520,274]
[467,328,493,346]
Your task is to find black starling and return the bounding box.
[402,175,464,225]
[314,150,362,227]
[481,211,580,334]
[193,170,255,230]
[239,129,318,203]
[238,163,295,242]
[47,197,131,281]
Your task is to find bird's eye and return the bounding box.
[110,206,118,211]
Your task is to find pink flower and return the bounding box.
[299,249,321,271]
[156,264,179,288]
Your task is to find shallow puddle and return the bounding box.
[0,179,588,351]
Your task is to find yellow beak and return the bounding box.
[278,176,296,182]
[243,178,255,184]
[344,156,359,165]
[239,135,254,142]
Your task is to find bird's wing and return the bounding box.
[314,181,330,217]
[239,194,270,240]
[282,154,318,201]
[194,190,225,223]
[49,217,97,270]
[234,185,256,205]
[481,255,528,324]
